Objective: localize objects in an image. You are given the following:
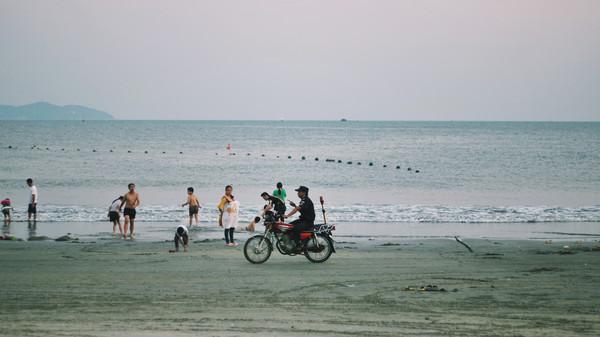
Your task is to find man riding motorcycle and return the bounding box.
[284,186,315,251]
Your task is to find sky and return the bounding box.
[0,0,599,120]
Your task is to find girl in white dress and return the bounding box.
[222,196,239,246]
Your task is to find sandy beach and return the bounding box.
[1,237,599,337]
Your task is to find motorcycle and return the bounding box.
[243,196,336,264]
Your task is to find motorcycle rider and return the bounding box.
[284,186,315,251]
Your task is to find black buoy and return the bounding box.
[261,154,265,157]
[415,170,420,173]
[215,153,218,155]
[407,167,412,171]
[77,149,81,151]
[357,162,362,165]
[288,155,292,159]
[61,148,65,151]
[127,150,131,153]
[369,162,373,166]
[325,159,335,162]
[276,155,280,158]
[347,161,352,164]
[338,160,342,163]
[247,153,251,156]
[7,145,12,149]
[179,151,183,154]
[232,152,236,156]
[109,149,113,152]
[144,151,148,154]
[315,157,319,161]
[301,156,306,160]
[383,164,387,168]
[93,149,97,152]
[162,151,166,154]
[46,147,49,150]
[396,165,400,169]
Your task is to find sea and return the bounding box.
[1,121,599,242]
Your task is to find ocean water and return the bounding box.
[1,121,599,240]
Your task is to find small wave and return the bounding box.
[4,204,600,224]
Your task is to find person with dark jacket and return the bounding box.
[284,186,315,250]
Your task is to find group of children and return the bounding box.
[169,182,287,253]
[105,182,287,253]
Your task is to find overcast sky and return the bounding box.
[0,0,599,120]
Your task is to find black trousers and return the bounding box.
[174,233,189,250]
[290,219,313,244]
[224,227,234,244]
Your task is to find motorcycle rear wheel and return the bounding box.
[304,234,333,263]
[244,235,272,264]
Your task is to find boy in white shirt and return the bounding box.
[108,196,124,237]
[169,224,189,253]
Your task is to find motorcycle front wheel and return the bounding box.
[304,234,333,263]
[244,235,273,264]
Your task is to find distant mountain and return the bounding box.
[0,102,114,120]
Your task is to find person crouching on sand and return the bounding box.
[108,196,124,237]
[169,224,189,253]
[181,187,202,227]
[2,198,13,225]
[120,183,140,240]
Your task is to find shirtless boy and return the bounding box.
[181,187,202,227]
[119,183,140,239]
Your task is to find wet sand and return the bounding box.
[1,237,599,336]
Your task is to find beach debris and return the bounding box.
[454,236,474,253]
[402,285,456,292]
[528,267,561,273]
[55,235,78,242]
[28,236,52,241]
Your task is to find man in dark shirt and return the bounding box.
[284,186,316,250]
[261,192,286,221]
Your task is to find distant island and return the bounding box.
[0,102,114,120]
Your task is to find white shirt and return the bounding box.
[222,200,239,229]
[109,199,121,212]
[30,186,38,204]
[176,224,189,235]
